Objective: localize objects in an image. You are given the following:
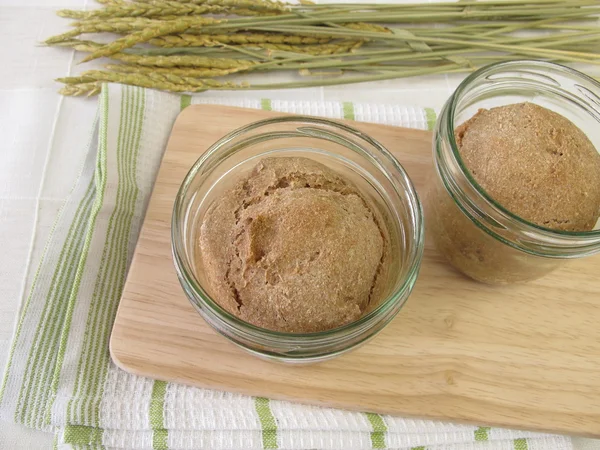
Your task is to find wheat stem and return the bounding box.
[80,18,219,62]
[59,81,103,96]
[133,0,288,12]
[57,39,258,68]
[59,70,247,91]
[58,64,472,95]
[248,25,600,64]
[201,7,600,31]
[106,63,243,77]
[59,1,281,19]
[148,32,329,47]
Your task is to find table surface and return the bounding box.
[1,2,599,449]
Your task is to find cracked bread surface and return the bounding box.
[198,157,387,333]
[456,102,600,231]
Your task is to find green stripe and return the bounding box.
[33,183,95,428]
[150,382,167,428]
[180,94,191,110]
[411,447,426,450]
[514,438,529,450]
[53,85,110,425]
[93,85,145,426]
[16,177,95,428]
[31,184,95,427]
[255,397,277,449]
[147,92,189,449]
[76,85,145,427]
[343,101,355,120]
[13,114,99,426]
[13,184,91,423]
[0,182,61,406]
[153,430,169,450]
[425,107,437,131]
[66,83,126,425]
[86,85,140,421]
[261,98,272,111]
[66,85,125,424]
[68,85,127,424]
[63,425,104,446]
[150,380,168,450]
[474,426,490,441]
[365,412,387,449]
[0,112,99,411]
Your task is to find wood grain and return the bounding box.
[110,104,600,437]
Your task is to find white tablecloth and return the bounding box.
[0,2,599,449]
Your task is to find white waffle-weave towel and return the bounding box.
[0,83,573,450]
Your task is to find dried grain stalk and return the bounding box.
[258,40,363,55]
[80,18,216,62]
[46,17,219,44]
[132,0,288,12]
[58,70,247,92]
[106,63,244,77]
[60,39,257,69]
[149,32,330,47]
[59,81,103,96]
[59,1,277,19]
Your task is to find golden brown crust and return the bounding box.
[199,157,386,333]
[457,102,600,231]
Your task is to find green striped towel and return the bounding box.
[0,84,574,450]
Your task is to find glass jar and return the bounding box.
[427,60,600,284]
[172,116,424,363]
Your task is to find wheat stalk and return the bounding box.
[58,70,247,92]
[45,17,218,44]
[149,33,330,47]
[58,64,472,95]
[131,0,288,12]
[116,52,257,68]
[59,81,103,96]
[258,40,363,55]
[80,18,216,62]
[59,0,279,19]
[56,39,258,69]
[342,23,392,34]
[106,63,244,77]
[148,35,361,54]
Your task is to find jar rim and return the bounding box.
[172,115,424,342]
[446,60,600,239]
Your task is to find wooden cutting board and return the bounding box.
[111,104,600,437]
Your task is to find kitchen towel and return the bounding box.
[0,83,574,450]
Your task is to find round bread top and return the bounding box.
[456,102,600,231]
[199,157,386,333]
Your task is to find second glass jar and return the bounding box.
[426,60,600,284]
